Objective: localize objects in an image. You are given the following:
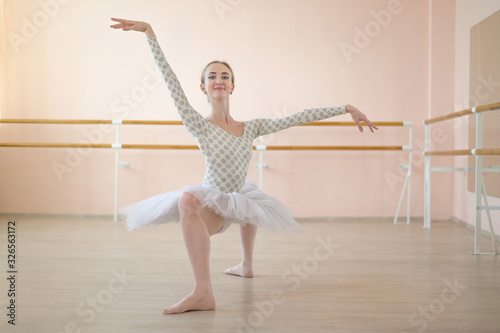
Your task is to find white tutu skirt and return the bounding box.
[120,179,302,234]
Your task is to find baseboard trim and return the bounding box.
[450,216,500,242]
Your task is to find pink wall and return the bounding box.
[428,0,456,220]
[0,0,455,220]
[453,0,500,235]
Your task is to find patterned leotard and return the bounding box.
[121,36,346,233]
[147,36,346,193]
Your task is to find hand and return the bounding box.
[346,105,378,133]
[110,18,155,37]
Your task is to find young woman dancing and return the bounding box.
[110,18,378,315]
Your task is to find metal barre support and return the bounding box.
[423,101,499,254]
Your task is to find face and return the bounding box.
[201,63,234,101]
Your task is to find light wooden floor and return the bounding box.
[0,216,499,333]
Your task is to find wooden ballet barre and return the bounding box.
[424,149,472,156]
[0,142,405,151]
[299,121,407,127]
[122,144,198,149]
[122,120,183,125]
[424,101,500,124]
[0,119,112,124]
[424,148,500,156]
[0,119,184,125]
[260,145,403,151]
[0,143,112,148]
[0,143,200,149]
[0,119,408,127]
[124,144,405,151]
[123,121,405,127]
[473,148,500,155]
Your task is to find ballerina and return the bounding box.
[110,17,378,314]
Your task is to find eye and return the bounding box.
[223,76,230,80]
[208,75,216,80]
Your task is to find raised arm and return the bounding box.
[110,18,207,137]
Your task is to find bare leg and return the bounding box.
[163,193,224,315]
[224,223,257,278]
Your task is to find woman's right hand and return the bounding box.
[110,18,155,38]
[345,105,379,133]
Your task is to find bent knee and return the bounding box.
[178,192,201,215]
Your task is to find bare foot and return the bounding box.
[223,262,253,278]
[162,291,215,315]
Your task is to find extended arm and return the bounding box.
[110,18,207,136]
[253,104,378,137]
[253,106,346,137]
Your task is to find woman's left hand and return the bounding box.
[346,105,379,133]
